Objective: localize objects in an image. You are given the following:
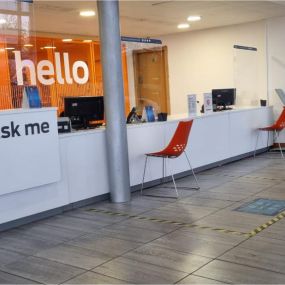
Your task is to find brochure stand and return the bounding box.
[187,94,197,117]
[22,86,42,109]
[203,93,213,114]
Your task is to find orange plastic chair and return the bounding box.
[254,106,285,158]
[141,120,200,198]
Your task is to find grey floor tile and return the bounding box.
[0,270,38,284]
[232,175,281,186]
[35,243,112,270]
[177,274,226,284]
[142,187,195,199]
[130,195,174,208]
[190,191,248,202]
[124,244,211,273]
[14,222,86,243]
[63,208,128,224]
[42,215,107,233]
[255,184,285,200]
[219,245,285,274]
[3,256,84,284]
[0,232,58,255]
[64,271,127,284]
[177,227,246,245]
[158,203,218,217]
[0,153,284,284]
[0,248,27,268]
[142,204,217,224]
[195,260,285,284]
[96,224,164,243]
[207,181,273,196]
[177,197,234,209]
[195,210,270,233]
[149,230,238,258]
[86,201,152,215]
[258,222,285,240]
[235,235,285,254]
[93,256,188,284]
[68,233,142,257]
[117,217,181,234]
[165,176,233,191]
[244,170,285,181]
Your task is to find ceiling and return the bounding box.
[4,1,285,38]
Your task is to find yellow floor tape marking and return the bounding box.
[87,208,285,238]
[249,210,285,237]
[87,208,249,237]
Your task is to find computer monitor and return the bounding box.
[64,96,104,129]
[212,88,236,110]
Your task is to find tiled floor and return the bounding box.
[1,153,285,284]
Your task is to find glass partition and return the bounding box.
[233,47,259,107]
[123,40,167,118]
[0,1,134,116]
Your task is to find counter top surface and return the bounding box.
[0,107,57,116]
[59,106,273,138]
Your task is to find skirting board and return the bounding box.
[0,148,267,232]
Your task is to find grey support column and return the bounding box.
[97,0,131,203]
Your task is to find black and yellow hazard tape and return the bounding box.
[87,208,249,237]
[243,175,283,182]
[249,211,285,237]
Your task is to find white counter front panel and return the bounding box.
[0,106,274,225]
[0,108,61,195]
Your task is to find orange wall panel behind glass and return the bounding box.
[0,35,130,115]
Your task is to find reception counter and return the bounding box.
[0,106,274,228]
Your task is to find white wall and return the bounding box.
[160,21,267,115]
[267,16,285,141]
[267,16,285,106]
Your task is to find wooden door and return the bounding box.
[133,47,169,114]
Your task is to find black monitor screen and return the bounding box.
[64,96,104,128]
[212,88,236,106]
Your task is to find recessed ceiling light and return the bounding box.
[5,47,15,50]
[62,39,72,42]
[0,19,6,24]
[43,46,56,49]
[187,15,201,22]
[80,10,96,17]
[83,39,92,43]
[177,23,190,29]
[24,44,33,47]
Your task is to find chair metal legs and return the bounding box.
[274,130,284,158]
[162,157,165,184]
[184,151,200,190]
[253,130,260,158]
[141,152,199,197]
[140,156,148,195]
[166,157,179,198]
[254,129,284,159]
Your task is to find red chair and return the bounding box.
[254,106,285,158]
[141,120,200,198]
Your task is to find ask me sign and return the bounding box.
[0,108,60,195]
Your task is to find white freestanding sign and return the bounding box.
[204,93,213,114]
[187,94,197,117]
[0,108,60,195]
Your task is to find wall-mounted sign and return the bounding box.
[187,94,197,117]
[203,93,213,114]
[233,45,257,52]
[121,36,162,44]
[14,51,89,86]
[0,108,60,195]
